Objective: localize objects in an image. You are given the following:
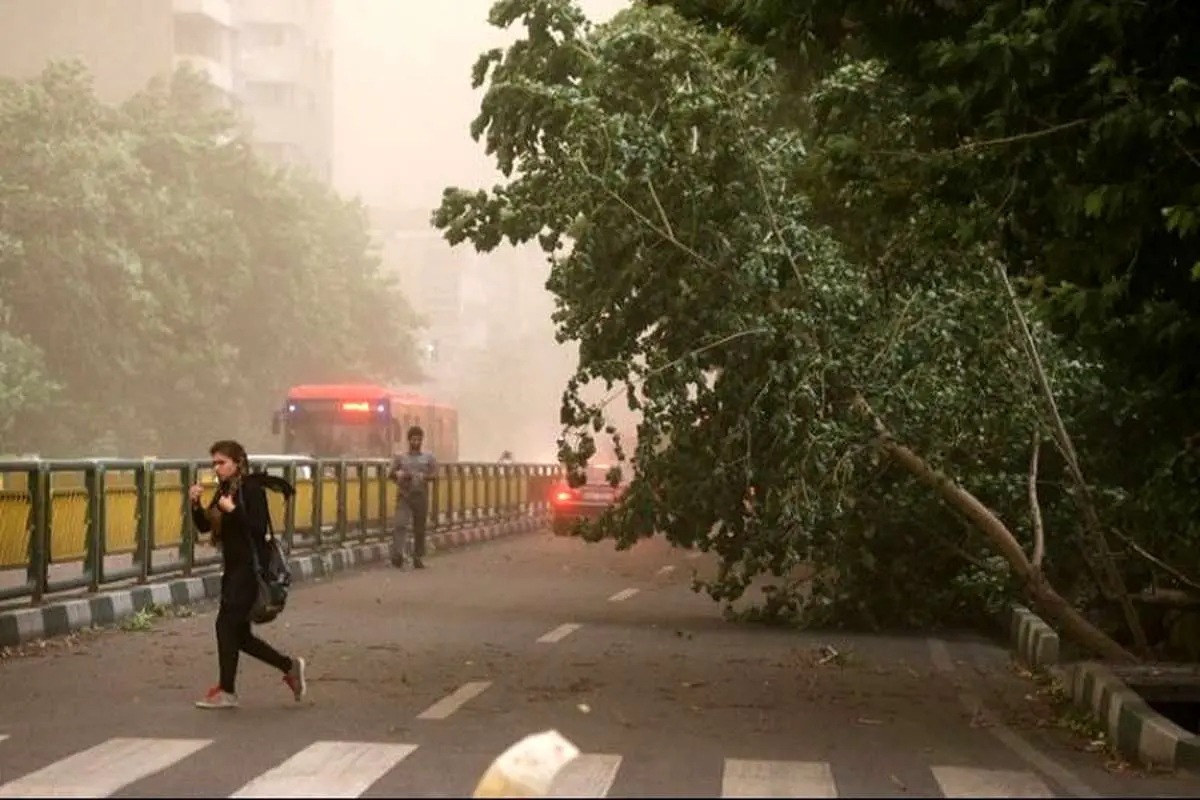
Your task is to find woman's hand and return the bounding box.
[217,494,236,513]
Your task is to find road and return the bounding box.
[1,529,1198,797]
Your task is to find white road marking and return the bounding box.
[931,765,1055,798]
[721,759,837,798]
[230,741,418,798]
[926,638,1098,798]
[608,588,639,602]
[549,753,623,797]
[0,737,211,798]
[416,680,492,720]
[927,637,956,673]
[0,735,7,745]
[537,623,582,644]
[656,565,676,577]
[685,551,702,560]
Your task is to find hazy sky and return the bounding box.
[332,0,628,214]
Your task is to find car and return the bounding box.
[550,464,624,536]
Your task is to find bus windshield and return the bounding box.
[288,419,389,458]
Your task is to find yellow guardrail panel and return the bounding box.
[50,490,88,562]
[346,476,362,525]
[293,478,313,530]
[104,486,138,555]
[321,480,338,525]
[155,485,187,548]
[437,470,450,513]
[0,490,30,568]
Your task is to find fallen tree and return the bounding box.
[436,0,1144,661]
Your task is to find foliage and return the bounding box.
[659,0,1200,647]
[0,61,420,456]
[435,0,1149,663]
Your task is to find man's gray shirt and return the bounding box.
[392,451,437,503]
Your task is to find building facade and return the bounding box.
[234,0,334,182]
[0,0,332,181]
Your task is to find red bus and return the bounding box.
[272,383,459,461]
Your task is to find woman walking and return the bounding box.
[189,439,307,709]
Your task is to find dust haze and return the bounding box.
[336,0,633,463]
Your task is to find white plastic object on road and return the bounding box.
[472,730,581,798]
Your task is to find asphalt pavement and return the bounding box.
[2,529,1200,797]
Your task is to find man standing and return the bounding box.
[391,425,437,569]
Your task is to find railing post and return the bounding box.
[84,462,107,592]
[180,462,197,574]
[311,459,325,549]
[378,461,390,538]
[25,460,50,603]
[283,461,298,551]
[357,461,369,538]
[134,458,156,583]
[445,463,456,527]
[335,460,348,544]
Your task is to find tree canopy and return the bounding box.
[0,61,420,456]
[436,0,1200,662]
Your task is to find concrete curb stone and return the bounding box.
[1005,601,1200,769]
[0,513,545,649]
[1009,603,1061,670]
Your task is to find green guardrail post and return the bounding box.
[357,461,369,539]
[283,461,297,551]
[83,462,107,592]
[133,459,156,582]
[180,461,196,572]
[26,461,50,602]
[455,464,466,526]
[444,464,456,527]
[335,460,348,545]
[377,462,389,537]
[429,467,441,532]
[311,459,324,549]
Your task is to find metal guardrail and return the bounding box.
[0,457,562,604]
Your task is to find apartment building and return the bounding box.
[0,0,333,181]
[235,0,334,183]
[0,0,236,104]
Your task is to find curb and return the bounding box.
[1005,601,1200,769]
[1009,603,1060,670]
[1059,660,1200,769]
[0,514,544,648]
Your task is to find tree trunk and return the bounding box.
[880,438,1138,664]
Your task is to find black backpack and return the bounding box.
[239,474,295,625]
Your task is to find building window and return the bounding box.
[174,17,228,62]
[243,23,290,48]
[244,81,295,108]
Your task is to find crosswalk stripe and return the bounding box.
[721,759,837,798]
[0,735,7,746]
[416,680,492,720]
[0,737,211,798]
[931,765,1055,798]
[549,754,623,797]
[230,741,418,798]
[537,623,582,643]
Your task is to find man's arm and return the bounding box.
[423,455,437,482]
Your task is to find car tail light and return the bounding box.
[553,486,578,504]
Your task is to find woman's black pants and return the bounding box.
[215,602,291,693]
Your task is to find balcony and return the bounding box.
[172,0,233,28]
[173,54,235,94]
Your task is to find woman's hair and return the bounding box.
[206,439,249,547]
[209,439,250,477]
